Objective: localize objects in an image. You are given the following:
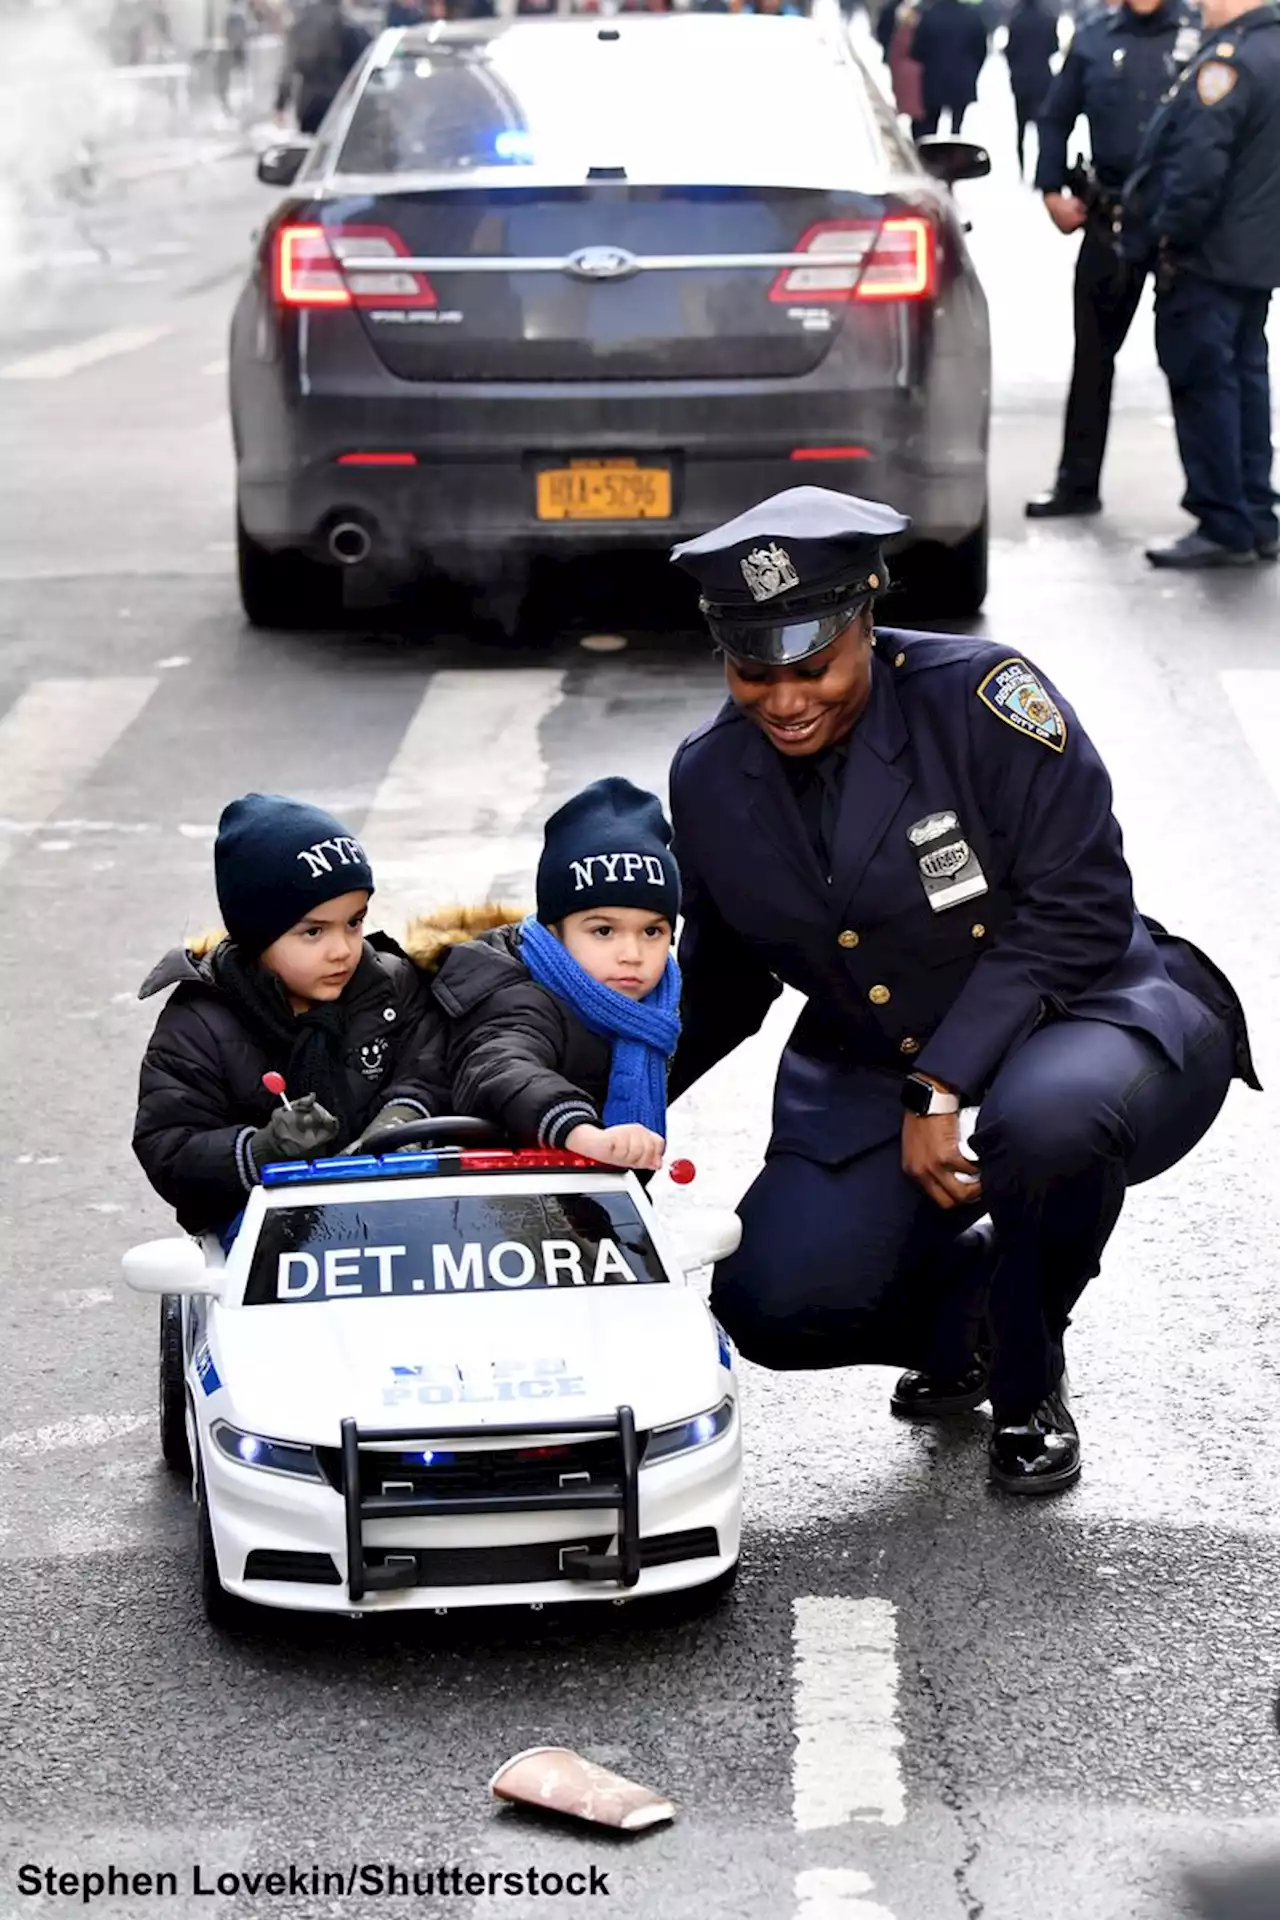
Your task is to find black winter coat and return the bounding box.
[431,923,611,1150]
[1005,0,1059,104]
[134,932,449,1233]
[910,0,988,109]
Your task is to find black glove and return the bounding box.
[344,1102,427,1154]
[248,1092,340,1171]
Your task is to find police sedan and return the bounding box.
[231,12,991,633]
[123,1131,743,1627]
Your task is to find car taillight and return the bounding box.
[276,224,350,306]
[274,223,436,309]
[769,217,934,305]
[856,217,936,302]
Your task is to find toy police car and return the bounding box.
[123,1120,743,1628]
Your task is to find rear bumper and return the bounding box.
[239,439,986,578]
[231,295,990,575]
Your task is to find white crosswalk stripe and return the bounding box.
[361,666,570,930]
[0,326,172,381]
[0,677,157,873]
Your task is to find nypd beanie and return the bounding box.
[214,793,375,956]
[536,777,680,927]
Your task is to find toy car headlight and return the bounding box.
[642,1397,735,1465]
[211,1420,324,1482]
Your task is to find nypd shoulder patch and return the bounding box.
[976,658,1067,752]
[1196,58,1238,104]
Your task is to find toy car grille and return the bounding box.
[315,1434,626,1503]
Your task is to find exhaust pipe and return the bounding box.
[328,520,372,566]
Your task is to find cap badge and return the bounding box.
[740,544,800,603]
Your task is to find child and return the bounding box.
[429,777,681,1171]
[134,793,450,1235]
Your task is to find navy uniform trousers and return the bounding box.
[1155,275,1278,555]
[711,1001,1236,1417]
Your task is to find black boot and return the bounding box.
[988,1377,1080,1494]
[891,1358,989,1418]
[1025,489,1103,520]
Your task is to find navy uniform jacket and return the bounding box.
[1123,3,1280,288]
[1035,2,1199,193]
[668,631,1256,1165]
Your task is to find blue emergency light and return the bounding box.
[259,1145,600,1188]
[261,1152,442,1188]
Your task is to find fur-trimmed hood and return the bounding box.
[139,905,524,1000]
[401,904,524,976]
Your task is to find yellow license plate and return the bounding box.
[536,461,672,521]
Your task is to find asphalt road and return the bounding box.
[3,50,1280,1920]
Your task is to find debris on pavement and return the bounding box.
[490,1747,675,1832]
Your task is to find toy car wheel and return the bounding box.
[158,1294,190,1476]
[197,1455,260,1634]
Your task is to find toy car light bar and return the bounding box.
[260,1147,603,1188]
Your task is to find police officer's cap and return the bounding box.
[670,488,911,666]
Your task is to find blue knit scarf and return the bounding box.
[518,915,681,1138]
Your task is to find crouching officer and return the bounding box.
[1122,0,1280,568]
[667,488,1257,1494]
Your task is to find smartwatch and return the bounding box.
[901,1073,961,1117]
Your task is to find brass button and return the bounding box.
[899,1036,920,1055]
[869,984,891,1006]
[971,922,986,939]
[893,651,906,667]
[837,929,860,949]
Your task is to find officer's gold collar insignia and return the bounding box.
[976,658,1066,752]
[1197,58,1238,103]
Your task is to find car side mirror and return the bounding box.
[673,1208,743,1274]
[122,1237,222,1297]
[257,141,311,188]
[916,137,992,185]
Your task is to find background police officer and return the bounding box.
[1123,0,1280,567]
[1027,0,1200,518]
[667,487,1255,1496]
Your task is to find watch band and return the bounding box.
[902,1074,961,1117]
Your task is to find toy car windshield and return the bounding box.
[244,1189,668,1305]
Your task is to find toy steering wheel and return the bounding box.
[365,1115,507,1155]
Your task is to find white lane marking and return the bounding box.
[792,1597,906,1832]
[202,356,228,376]
[795,1871,898,1919]
[52,1288,115,1311]
[362,667,569,925]
[0,679,157,872]
[0,325,172,381]
[0,1412,149,1457]
[1221,672,1280,805]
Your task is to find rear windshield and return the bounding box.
[336,28,878,184]
[245,1191,667,1304]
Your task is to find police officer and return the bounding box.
[667,488,1256,1494]
[1027,0,1201,519]
[1123,0,1280,567]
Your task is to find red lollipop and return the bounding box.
[668,1159,696,1186]
[262,1072,292,1109]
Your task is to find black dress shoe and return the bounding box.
[891,1360,989,1418]
[988,1383,1080,1494]
[1258,537,1279,561]
[1025,490,1103,520]
[1145,531,1257,569]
